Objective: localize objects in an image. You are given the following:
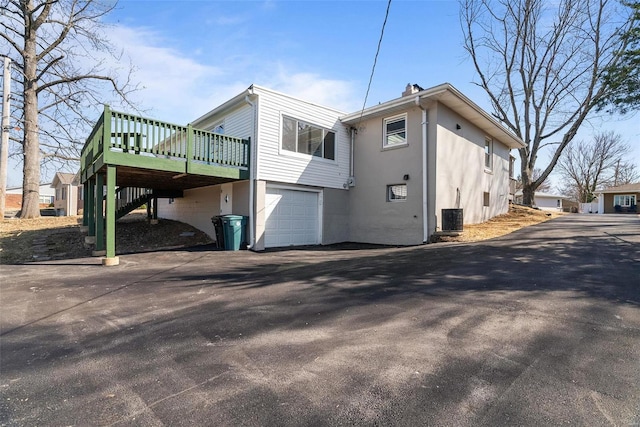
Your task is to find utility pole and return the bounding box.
[0,57,11,220]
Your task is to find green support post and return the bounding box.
[82,182,89,227]
[102,105,112,164]
[186,124,193,174]
[153,197,158,220]
[84,178,97,245]
[104,165,118,265]
[95,173,105,253]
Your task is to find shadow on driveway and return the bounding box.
[1,214,638,426]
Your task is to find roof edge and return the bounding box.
[340,83,525,150]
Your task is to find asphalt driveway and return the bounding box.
[1,214,639,426]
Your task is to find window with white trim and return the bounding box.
[387,184,407,202]
[282,116,335,160]
[384,115,407,147]
[613,194,636,207]
[484,138,493,170]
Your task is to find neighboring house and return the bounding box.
[80,82,525,261]
[6,183,55,209]
[514,190,567,212]
[52,172,81,216]
[596,183,639,214]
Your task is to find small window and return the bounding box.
[212,122,224,134]
[384,115,407,147]
[388,184,407,202]
[483,191,490,207]
[556,199,561,208]
[484,138,493,170]
[282,116,335,160]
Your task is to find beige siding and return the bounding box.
[434,104,510,229]
[252,87,351,190]
[349,106,425,245]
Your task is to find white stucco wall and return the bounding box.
[434,104,511,229]
[158,182,249,241]
[348,106,425,245]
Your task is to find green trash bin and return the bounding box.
[221,215,247,250]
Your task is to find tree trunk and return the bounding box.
[20,4,41,219]
[519,152,535,206]
[521,184,535,206]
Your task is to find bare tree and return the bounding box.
[515,168,551,193]
[611,158,640,186]
[557,131,637,202]
[460,0,637,206]
[0,0,136,218]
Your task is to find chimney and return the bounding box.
[402,83,424,97]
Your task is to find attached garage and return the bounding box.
[264,186,322,248]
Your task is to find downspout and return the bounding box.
[416,97,429,243]
[245,89,257,249]
[349,127,355,182]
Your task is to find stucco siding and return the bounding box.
[348,106,425,245]
[323,187,350,245]
[252,87,351,190]
[158,186,219,239]
[434,105,510,229]
[158,181,251,241]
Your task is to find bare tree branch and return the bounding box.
[0,0,139,217]
[460,0,634,205]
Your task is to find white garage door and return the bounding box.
[265,187,320,248]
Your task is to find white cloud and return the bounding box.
[106,25,225,122]
[103,25,359,124]
[262,65,360,113]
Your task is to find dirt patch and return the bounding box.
[432,204,564,243]
[0,211,213,264]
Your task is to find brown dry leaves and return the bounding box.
[0,213,212,264]
[437,204,564,243]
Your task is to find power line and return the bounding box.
[357,0,392,128]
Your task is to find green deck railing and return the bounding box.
[81,105,250,181]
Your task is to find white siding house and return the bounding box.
[159,83,524,249]
[514,190,566,211]
[159,85,351,250]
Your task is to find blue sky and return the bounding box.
[4,0,639,187]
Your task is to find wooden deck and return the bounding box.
[80,106,251,264]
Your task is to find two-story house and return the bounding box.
[80,82,525,264]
